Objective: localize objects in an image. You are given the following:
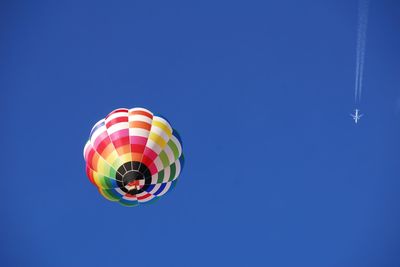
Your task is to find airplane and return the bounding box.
[350,109,363,123]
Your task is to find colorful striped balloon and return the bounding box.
[83,107,184,206]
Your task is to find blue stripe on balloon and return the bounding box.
[144,184,155,192]
[154,183,167,195]
[89,120,105,140]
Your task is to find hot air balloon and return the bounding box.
[83,107,184,206]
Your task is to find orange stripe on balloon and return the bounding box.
[131,153,142,161]
[129,121,151,130]
[129,110,153,118]
[116,145,131,155]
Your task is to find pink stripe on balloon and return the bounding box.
[130,136,147,145]
[93,132,109,148]
[110,129,129,141]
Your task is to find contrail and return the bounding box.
[354,0,369,103]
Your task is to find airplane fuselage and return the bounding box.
[351,109,363,123]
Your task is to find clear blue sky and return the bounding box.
[1,0,400,266]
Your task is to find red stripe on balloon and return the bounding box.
[131,144,145,153]
[96,138,111,154]
[106,116,128,128]
[106,108,128,119]
[113,136,130,148]
[137,193,151,200]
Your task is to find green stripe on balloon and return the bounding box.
[159,151,169,167]
[157,170,165,183]
[168,139,179,160]
[169,163,176,181]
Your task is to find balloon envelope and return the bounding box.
[83,107,184,206]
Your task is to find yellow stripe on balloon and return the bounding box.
[103,144,121,169]
[152,120,172,138]
[149,132,167,148]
